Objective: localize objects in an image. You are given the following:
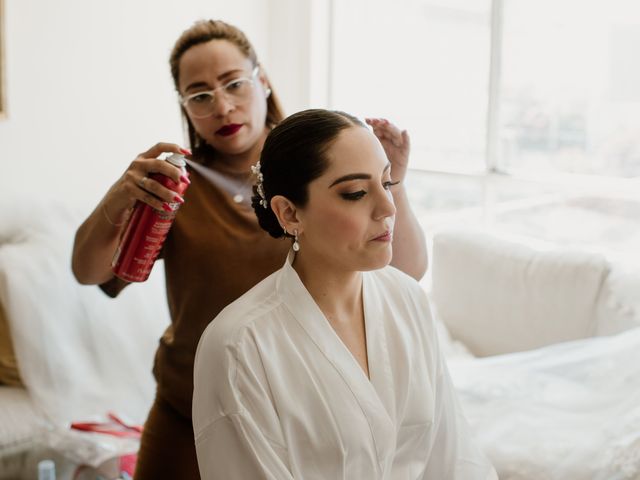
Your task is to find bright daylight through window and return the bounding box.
[330,0,640,261]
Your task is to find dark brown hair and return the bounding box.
[169,20,285,155]
[252,109,365,238]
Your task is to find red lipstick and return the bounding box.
[216,124,242,136]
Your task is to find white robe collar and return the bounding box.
[275,251,397,473]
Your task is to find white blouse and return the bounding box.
[193,254,497,479]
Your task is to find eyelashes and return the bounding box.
[341,191,367,201]
[340,180,400,201]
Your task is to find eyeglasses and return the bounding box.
[180,66,260,119]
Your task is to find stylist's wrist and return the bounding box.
[391,164,408,184]
[101,200,132,228]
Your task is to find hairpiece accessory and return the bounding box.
[292,229,300,252]
[251,161,268,208]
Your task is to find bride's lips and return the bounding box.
[371,230,393,242]
[216,124,243,136]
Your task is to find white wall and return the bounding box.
[0,0,325,207]
[267,0,332,111]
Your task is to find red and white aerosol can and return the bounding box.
[111,153,189,282]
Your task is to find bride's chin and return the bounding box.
[363,252,393,272]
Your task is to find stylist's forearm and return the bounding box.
[390,186,428,280]
[71,202,124,285]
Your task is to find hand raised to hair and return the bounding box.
[365,118,411,183]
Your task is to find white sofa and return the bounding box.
[429,228,640,479]
[0,196,170,479]
[1,198,639,479]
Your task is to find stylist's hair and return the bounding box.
[169,19,285,154]
[253,109,365,239]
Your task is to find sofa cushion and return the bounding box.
[0,302,23,387]
[431,228,610,356]
[596,263,640,336]
[0,195,170,423]
[0,387,45,452]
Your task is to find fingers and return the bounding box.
[121,143,190,211]
[122,167,184,212]
[140,157,186,184]
[135,173,185,210]
[138,186,182,213]
[101,143,190,224]
[135,143,191,183]
[366,117,405,147]
[401,129,411,149]
[140,142,191,160]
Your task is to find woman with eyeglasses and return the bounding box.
[72,20,427,480]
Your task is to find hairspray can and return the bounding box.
[111,153,189,282]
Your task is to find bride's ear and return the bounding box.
[270,195,303,235]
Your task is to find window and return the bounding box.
[329,0,640,258]
[498,0,640,178]
[330,0,491,173]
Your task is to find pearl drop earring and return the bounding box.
[292,229,300,252]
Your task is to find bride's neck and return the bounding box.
[293,254,363,318]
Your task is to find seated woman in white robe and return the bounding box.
[192,109,497,479]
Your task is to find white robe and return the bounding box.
[193,254,497,479]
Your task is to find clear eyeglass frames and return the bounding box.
[180,66,260,119]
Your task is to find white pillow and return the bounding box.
[430,228,610,356]
[0,195,170,424]
[596,262,640,336]
[0,387,45,451]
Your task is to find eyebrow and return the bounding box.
[329,162,391,188]
[184,68,247,93]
